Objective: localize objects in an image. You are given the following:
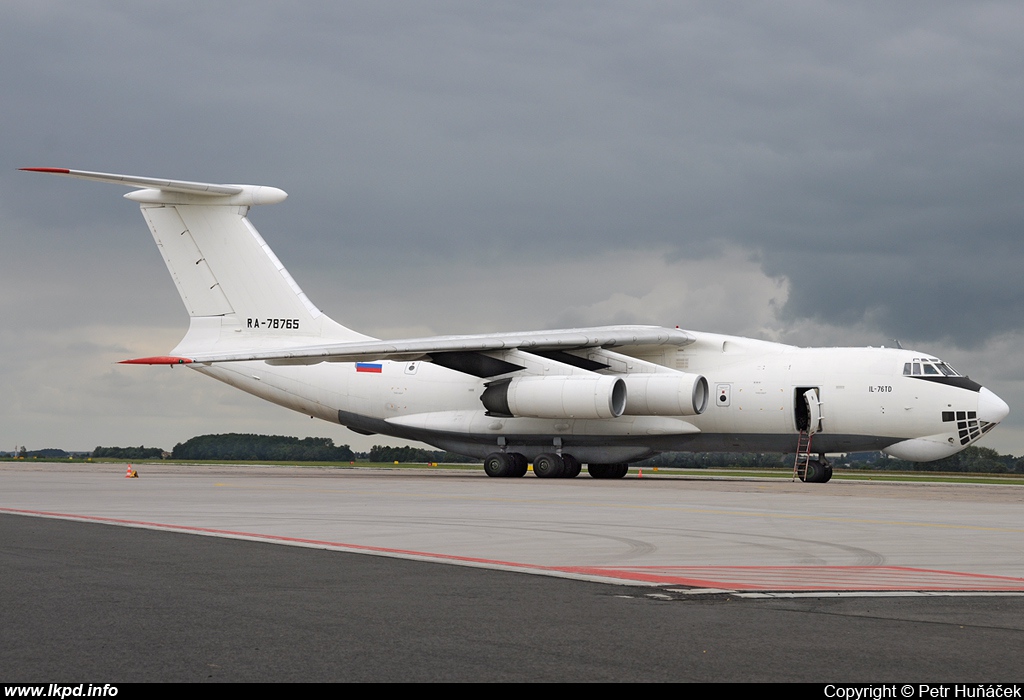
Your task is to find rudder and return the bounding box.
[139,202,369,355]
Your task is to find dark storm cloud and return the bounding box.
[4,0,1022,345]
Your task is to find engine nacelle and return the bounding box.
[621,373,708,416]
[481,375,627,419]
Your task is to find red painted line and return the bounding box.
[556,565,1024,591]
[19,167,71,173]
[4,507,1024,591]
[119,356,193,365]
[0,507,546,572]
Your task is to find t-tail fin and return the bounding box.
[22,168,372,354]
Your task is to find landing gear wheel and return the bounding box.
[561,454,582,478]
[803,460,820,482]
[510,453,528,477]
[588,463,629,479]
[533,453,565,478]
[803,460,830,483]
[484,452,513,478]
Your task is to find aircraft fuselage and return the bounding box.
[192,330,1004,465]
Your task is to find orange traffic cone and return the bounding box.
[125,464,138,478]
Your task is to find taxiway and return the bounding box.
[3,462,1024,681]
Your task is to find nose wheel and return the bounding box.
[800,459,833,483]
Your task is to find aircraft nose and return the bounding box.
[978,387,1010,424]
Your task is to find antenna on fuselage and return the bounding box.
[891,339,904,349]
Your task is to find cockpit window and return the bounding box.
[902,358,963,377]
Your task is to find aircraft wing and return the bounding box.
[122,325,694,365]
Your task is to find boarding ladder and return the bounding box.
[791,430,813,481]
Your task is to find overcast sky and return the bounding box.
[3,1,1023,455]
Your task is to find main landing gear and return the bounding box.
[483,453,628,479]
[483,452,528,478]
[587,463,629,479]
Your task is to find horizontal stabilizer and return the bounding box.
[22,165,371,353]
[20,167,286,206]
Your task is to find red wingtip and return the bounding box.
[20,167,71,173]
[120,356,193,365]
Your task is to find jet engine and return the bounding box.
[481,375,626,419]
[621,373,708,416]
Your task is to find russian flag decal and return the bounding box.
[356,362,383,373]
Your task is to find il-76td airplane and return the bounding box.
[24,168,1009,482]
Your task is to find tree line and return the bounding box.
[92,445,164,460]
[77,435,1024,472]
[87,434,474,463]
[169,434,355,462]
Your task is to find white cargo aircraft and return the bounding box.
[24,168,1009,482]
